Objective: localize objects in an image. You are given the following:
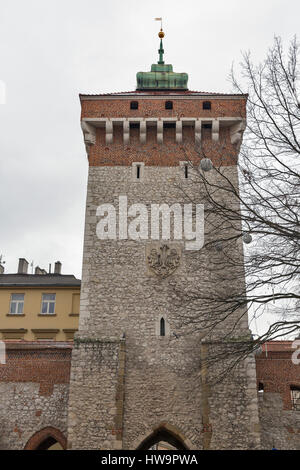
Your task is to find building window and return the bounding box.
[41,294,56,314]
[165,101,173,110]
[130,123,140,129]
[291,386,300,410]
[160,317,165,337]
[184,164,188,179]
[71,293,80,315]
[9,294,24,314]
[136,164,141,179]
[258,382,264,393]
[130,101,138,110]
[203,101,211,110]
[163,122,176,129]
[132,162,144,181]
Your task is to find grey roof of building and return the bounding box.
[0,274,81,288]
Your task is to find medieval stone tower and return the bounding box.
[67,30,261,450]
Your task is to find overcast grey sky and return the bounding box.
[0,0,299,280]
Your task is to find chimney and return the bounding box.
[35,266,46,275]
[0,264,4,274]
[18,258,28,274]
[54,261,62,275]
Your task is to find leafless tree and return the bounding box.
[173,36,300,366]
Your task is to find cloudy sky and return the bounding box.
[0,0,299,280]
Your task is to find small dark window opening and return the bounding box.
[160,317,165,337]
[163,122,176,129]
[165,101,173,110]
[130,101,138,110]
[136,165,141,179]
[202,123,212,129]
[130,123,140,129]
[258,382,264,393]
[184,164,188,179]
[203,101,211,110]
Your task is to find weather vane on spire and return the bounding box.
[154,17,165,65]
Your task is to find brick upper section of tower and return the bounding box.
[80,91,247,167]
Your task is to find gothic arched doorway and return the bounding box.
[136,425,189,450]
[24,427,67,450]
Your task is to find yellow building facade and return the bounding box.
[0,258,80,341]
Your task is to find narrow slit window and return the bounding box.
[258,382,264,393]
[165,101,173,110]
[130,101,138,110]
[184,164,188,179]
[203,101,211,110]
[160,317,165,337]
[136,165,141,179]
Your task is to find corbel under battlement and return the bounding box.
[81,117,246,155]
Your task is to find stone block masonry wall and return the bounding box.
[67,339,125,450]
[78,165,250,340]
[0,338,298,449]
[258,393,300,450]
[0,342,71,449]
[67,163,256,449]
[202,343,260,450]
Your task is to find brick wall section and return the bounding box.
[0,341,71,396]
[82,94,247,168]
[256,341,300,450]
[0,341,71,449]
[256,341,300,410]
[80,97,247,119]
[89,126,238,167]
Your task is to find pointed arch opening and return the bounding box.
[137,425,189,450]
[24,426,67,450]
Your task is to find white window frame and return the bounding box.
[291,387,300,411]
[9,293,25,315]
[41,293,56,315]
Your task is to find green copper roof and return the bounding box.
[136,32,188,91]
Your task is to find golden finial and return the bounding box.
[158,29,165,39]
